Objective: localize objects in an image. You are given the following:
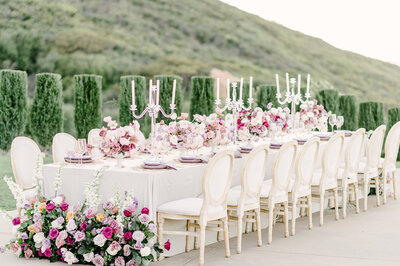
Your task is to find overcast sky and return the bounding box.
[220,0,400,66]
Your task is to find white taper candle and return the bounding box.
[306,73,310,94]
[297,74,301,94]
[227,78,230,99]
[171,79,176,105]
[286,73,290,93]
[149,79,153,104]
[131,80,135,106]
[275,74,280,94]
[156,79,160,106]
[239,78,243,100]
[249,76,253,99]
[216,78,220,101]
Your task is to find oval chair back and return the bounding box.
[365,125,386,173]
[88,128,101,146]
[11,137,41,190]
[383,122,400,170]
[320,132,345,188]
[344,128,366,177]
[270,141,297,203]
[52,133,77,163]
[293,137,320,196]
[201,150,234,221]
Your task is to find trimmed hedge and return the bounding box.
[30,73,63,148]
[74,74,102,139]
[256,84,279,110]
[338,95,357,131]
[189,76,215,119]
[119,76,147,130]
[315,89,339,114]
[358,101,385,131]
[154,75,182,123]
[0,70,28,151]
[387,107,400,160]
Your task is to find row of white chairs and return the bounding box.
[156,123,400,266]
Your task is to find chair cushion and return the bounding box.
[227,188,258,206]
[259,179,287,199]
[289,178,310,195]
[157,198,224,216]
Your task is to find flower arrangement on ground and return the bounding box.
[93,116,144,158]
[3,165,169,265]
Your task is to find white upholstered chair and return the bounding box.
[11,137,42,201]
[358,125,386,211]
[289,137,320,235]
[52,133,77,163]
[260,141,297,244]
[88,128,101,146]
[157,150,234,266]
[311,132,345,226]
[227,144,269,253]
[337,128,365,218]
[379,121,400,203]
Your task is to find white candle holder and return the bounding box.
[276,74,311,133]
[130,80,176,159]
[215,80,253,145]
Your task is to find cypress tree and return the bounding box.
[30,73,63,148]
[338,95,358,131]
[0,70,28,151]
[256,84,279,110]
[119,75,147,130]
[315,89,339,114]
[154,75,182,123]
[358,102,385,131]
[387,107,400,160]
[74,74,102,139]
[189,76,215,119]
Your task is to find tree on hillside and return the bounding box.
[30,73,63,148]
[0,70,28,151]
[74,75,102,139]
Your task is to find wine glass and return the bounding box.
[76,139,87,164]
[336,116,344,130]
[329,114,337,132]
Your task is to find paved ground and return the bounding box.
[1,191,399,265]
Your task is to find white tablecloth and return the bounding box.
[42,136,350,256]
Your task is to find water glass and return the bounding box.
[329,114,337,132]
[336,116,344,130]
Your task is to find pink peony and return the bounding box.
[123,210,132,217]
[126,204,136,213]
[114,256,125,266]
[139,214,150,224]
[12,217,20,226]
[126,260,137,266]
[102,227,113,239]
[60,202,69,211]
[92,254,105,266]
[106,241,121,256]
[124,232,132,241]
[45,203,55,212]
[141,208,149,215]
[49,228,59,239]
[24,248,33,259]
[164,239,171,251]
[10,242,20,253]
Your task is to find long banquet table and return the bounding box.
[42,137,351,256]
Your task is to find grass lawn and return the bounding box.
[0,154,52,211]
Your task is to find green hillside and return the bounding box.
[1,0,400,134]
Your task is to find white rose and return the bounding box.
[209,113,217,121]
[66,219,77,231]
[277,107,283,113]
[170,135,178,146]
[33,232,45,244]
[53,196,63,205]
[103,116,112,123]
[284,107,290,114]
[307,101,314,107]
[120,138,130,146]
[51,219,62,229]
[64,251,78,264]
[93,234,107,247]
[83,252,94,262]
[301,114,308,121]
[140,246,151,257]
[132,231,145,242]
[271,108,278,115]
[106,245,119,256]
[300,103,307,110]
[251,118,258,126]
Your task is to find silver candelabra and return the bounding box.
[276,73,311,133]
[215,78,253,145]
[130,79,176,159]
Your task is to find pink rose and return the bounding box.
[141,208,149,215]
[80,222,88,231]
[45,203,55,212]
[12,217,20,226]
[139,214,150,224]
[92,254,105,266]
[126,260,137,266]
[74,231,86,242]
[60,202,69,211]
[123,245,131,257]
[102,227,113,239]
[124,232,132,241]
[164,239,171,251]
[55,235,65,248]
[10,242,20,253]
[123,210,132,217]
[44,248,52,258]
[133,241,143,250]
[85,209,96,219]
[114,256,125,266]
[49,228,59,239]
[126,204,136,213]
[24,248,33,259]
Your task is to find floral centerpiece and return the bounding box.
[193,113,227,148]
[2,158,169,266]
[236,107,269,142]
[299,100,328,131]
[264,103,289,134]
[96,116,144,158]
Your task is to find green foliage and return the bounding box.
[338,95,358,131]
[189,76,215,119]
[315,89,339,114]
[154,75,182,123]
[119,76,148,131]
[358,102,385,131]
[0,70,28,151]
[256,84,278,110]
[387,107,400,160]
[73,74,102,139]
[30,73,63,148]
